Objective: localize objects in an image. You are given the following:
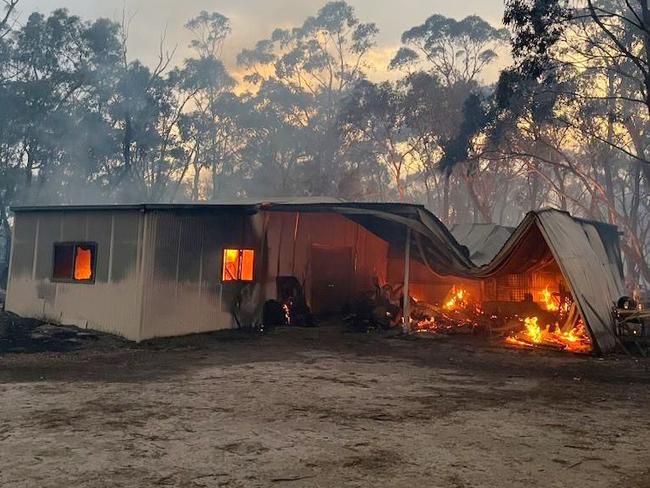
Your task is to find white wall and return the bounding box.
[5,210,144,340]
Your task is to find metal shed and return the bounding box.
[4,201,626,352]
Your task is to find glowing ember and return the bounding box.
[506,316,591,353]
[415,318,436,332]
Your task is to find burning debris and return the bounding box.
[505,316,592,353]
[412,286,486,335]
[345,281,403,332]
[406,283,593,354]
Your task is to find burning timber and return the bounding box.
[3,199,629,354]
[410,285,592,354]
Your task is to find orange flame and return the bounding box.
[413,285,482,334]
[74,247,93,280]
[539,286,559,311]
[443,286,469,311]
[506,316,591,353]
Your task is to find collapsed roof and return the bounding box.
[470,211,625,353]
[12,200,626,353]
[451,223,515,266]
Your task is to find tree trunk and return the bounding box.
[638,0,650,116]
[465,175,492,223]
[552,166,568,211]
[211,162,219,201]
[192,162,201,201]
[25,148,33,190]
[443,174,450,225]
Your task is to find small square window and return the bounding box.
[222,248,254,282]
[52,242,96,283]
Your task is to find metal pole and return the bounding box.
[402,227,411,333]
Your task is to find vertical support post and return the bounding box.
[402,227,411,333]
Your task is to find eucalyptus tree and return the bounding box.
[390,14,508,86]
[0,0,18,37]
[495,0,650,286]
[237,1,378,196]
[5,10,127,203]
[0,0,19,264]
[177,11,241,201]
[400,73,485,220]
[237,80,313,197]
[339,80,420,201]
[388,14,508,222]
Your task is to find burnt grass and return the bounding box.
[0,312,129,354]
[1,312,650,487]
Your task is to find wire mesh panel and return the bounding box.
[495,273,531,301]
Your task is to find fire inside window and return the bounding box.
[222,249,254,282]
[52,242,96,282]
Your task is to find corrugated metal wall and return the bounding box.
[139,210,390,339]
[5,210,144,339]
[7,208,392,341]
[265,212,389,309]
[139,210,252,339]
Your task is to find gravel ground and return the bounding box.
[1,318,650,487]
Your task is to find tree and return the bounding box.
[339,80,416,200]
[390,14,508,85]
[177,11,239,201]
[0,1,19,38]
[489,0,650,286]
[239,91,310,198]
[237,1,378,196]
[388,14,509,223]
[6,10,126,201]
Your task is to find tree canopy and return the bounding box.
[0,0,647,289]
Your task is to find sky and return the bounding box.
[15,0,508,82]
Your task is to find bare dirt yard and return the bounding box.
[1,315,650,488]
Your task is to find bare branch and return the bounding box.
[0,0,19,39]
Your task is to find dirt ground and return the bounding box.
[1,317,650,488]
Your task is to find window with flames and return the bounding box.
[52,242,96,283]
[221,248,254,282]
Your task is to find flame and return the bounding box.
[506,316,591,353]
[283,303,291,325]
[539,286,559,311]
[413,285,482,334]
[222,249,240,281]
[523,316,543,343]
[222,249,255,281]
[240,249,255,281]
[443,286,469,311]
[74,246,93,280]
[410,283,591,354]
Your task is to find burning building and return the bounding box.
[4,199,625,353]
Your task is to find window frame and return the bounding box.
[51,241,97,284]
[221,247,255,283]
